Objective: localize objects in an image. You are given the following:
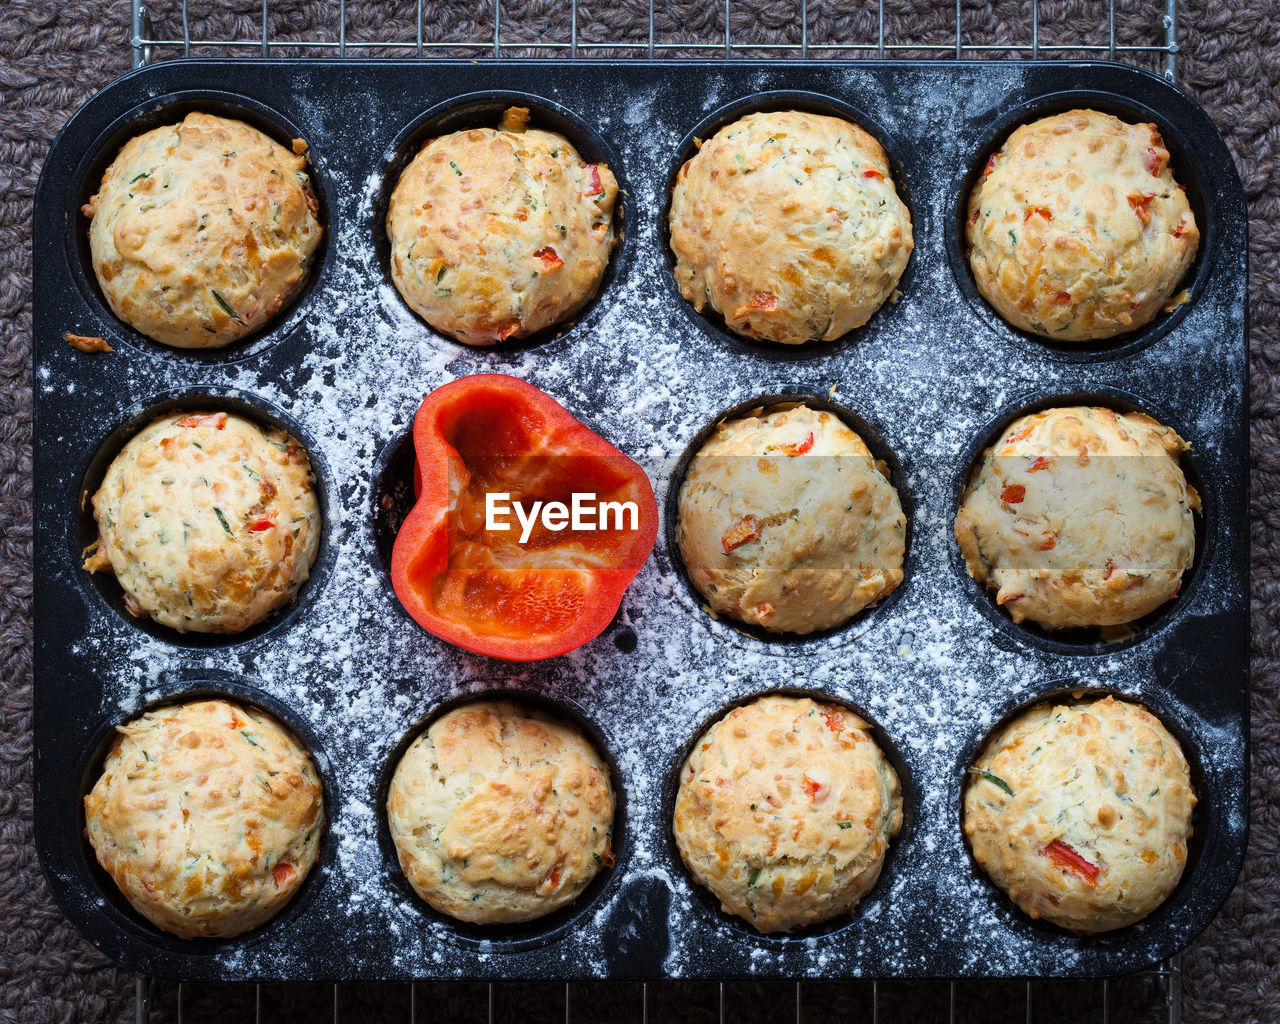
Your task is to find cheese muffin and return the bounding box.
[387,106,618,345]
[84,699,325,939]
[669,109,912,345]
[954,406,1198,632]
[676,404,905,635]
[966,109,1198,341]
[674,694,902,934]
[963,695,1196,934]
[82,111,323,348]
[83,410,322,634]
[386,700,616,924]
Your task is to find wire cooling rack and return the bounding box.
[119,2,1184,1022]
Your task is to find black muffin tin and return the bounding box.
[33,60,1248,982]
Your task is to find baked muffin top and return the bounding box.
[677,404,905,634]
[387,106,618,346]
[669,109,912,345]
[674,694,902,933]
[83,410,322,634]
[386,700,616,924]
[84,698,325,939]
[83,111,322,348]
[954,405,1198,632]
[964,695,1195,934]
[967,109,1198,341]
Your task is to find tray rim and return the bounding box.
[32,55,1251,983]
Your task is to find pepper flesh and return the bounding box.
[1128,191,1156,226]
[1042,840,1100,886]
[533,246,563,271]
[721,516,761,553]
[391,374,658,661]
[779,432,815,457]
[272,860,297,888]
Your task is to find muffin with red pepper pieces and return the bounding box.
[82,112,323,348]
[966,109,1198,341]
[84,699,325,939]
[386,700,616,924]
[386,106,618,345]
[954,406,1198,633]
[676,404,906,635]
[83,410,322,634]
[963,694,1195,934]
[669,109,912,345]
[674,694,902,934]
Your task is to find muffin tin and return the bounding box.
[33,59,1248,981]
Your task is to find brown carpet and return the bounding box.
[2,2,1277,1022]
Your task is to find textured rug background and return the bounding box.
[1,1,1276,1021]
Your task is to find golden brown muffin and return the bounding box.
[82,112,323,348]
[83,410,322,634]
[84,699,325,939]
[386,106,618,345]
[676,404,905,634]
[669,109,912,345]
[386,700,616,924]
[674,695,902,934]
[966,109,1198,341]
[954,406,1198,632]
[963,695,1195,934]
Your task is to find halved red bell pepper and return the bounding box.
[390,374,658,661]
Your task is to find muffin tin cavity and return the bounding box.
[946,90,1212,364]
[73,678,335,953]
[662,687,914,944]
[953,683,1209,944]
[369,425,415,586]
[660,90,916,363]
[373,91,630,355]
[76,389,334,650]
[374,688,628,952]
[950,388,1210,656]
[665,388,914,652]
[71,90,332,364]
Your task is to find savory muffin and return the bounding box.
[387,106,618,345]
[954,406,1198,632]
[84,699,325,939]
[668,109,912,345]
[674,694,902,934]
[386,700,616,924]
[83,410,322,634]
[82,111,323,348]
[966,109,1198,341]
[963,695,1196,934]
[676,404,905,635]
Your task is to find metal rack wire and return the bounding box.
[130,0,1180,77]
[124,1,1183,1021]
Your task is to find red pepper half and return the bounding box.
[391,374,658,661]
